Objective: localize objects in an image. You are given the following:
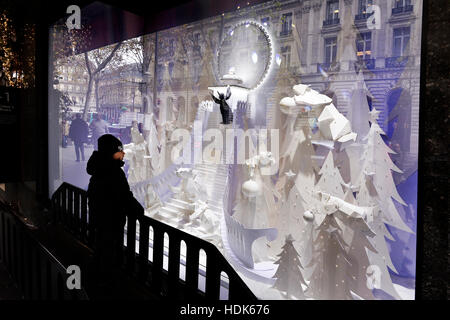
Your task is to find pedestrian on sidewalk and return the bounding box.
[69,113,89,162]
[62,119,70,148]
[90,113,109,150]
[86,134,144,298]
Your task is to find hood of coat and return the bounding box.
[86,151,125,176]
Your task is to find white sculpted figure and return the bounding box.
[173,167,197,203]
[124,121,152,183]
[145,184,162,214]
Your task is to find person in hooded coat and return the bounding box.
[86,134,144,297]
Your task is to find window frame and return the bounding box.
[326,0,340,21]
[324,36,338,64]
[393,26,411,57]
[356,31,372,59]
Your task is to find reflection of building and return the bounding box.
[55,61,145,122]
[98,63,144,122]
[151,0,421,174]
[55,65,93,113]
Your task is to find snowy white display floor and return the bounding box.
[125,216,414,300]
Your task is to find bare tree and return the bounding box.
[82,42,122,120]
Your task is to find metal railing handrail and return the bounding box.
[51,182,257,300]
[0,200,89,300]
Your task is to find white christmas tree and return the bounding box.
[356,109,412,233]
[356,176,402,300]
[345,215,377,300]
[306,213,353,300]
[316,151,345,200]
[314,151,351,241]
[273,183,312,263]
[272,234,307,299]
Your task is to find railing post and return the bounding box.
[61,187,67,228]
[151,224,164,295]
[51,194,59,223]
[87,206,95,247]
[73,189,81,238]
[205,247,220,300]
[80,193,88,243]
[185,241,200,299]
[137,218,149,282]
[67,186,74,232]
[167,232,181,299]
[126,215,137,274]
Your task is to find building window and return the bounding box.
[393,27,410,57]
[394,0,411,9]
[280,13,292,36]
[326,0,340,21]
[261,17,270,27]
[324,37,337,64]
[356,32,372,59]
[281,45,291,68]
[358,0,373,14]
[392,0,413,14]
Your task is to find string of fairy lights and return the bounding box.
[0,11,35,89]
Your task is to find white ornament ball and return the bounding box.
[303,210,314,222]
[242,179,262,198]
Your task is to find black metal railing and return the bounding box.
[355,11,374,21]
[279,29,292,37]
[51,182,257,300]
[385,56,410,68]
[0,201,89,300]
[317,61,340,73]
[354,58,376,71]
[323,18,340,27]
[392,5,413,15]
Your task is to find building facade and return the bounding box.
[150,0,421,175]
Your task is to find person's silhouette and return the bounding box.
[86,134,144,298]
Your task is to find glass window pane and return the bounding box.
[47,0,424,301]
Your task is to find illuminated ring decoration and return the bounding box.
[216,20,273,91]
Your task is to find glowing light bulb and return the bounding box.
[252,52,258,63]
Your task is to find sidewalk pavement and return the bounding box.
[61,142,95,190]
